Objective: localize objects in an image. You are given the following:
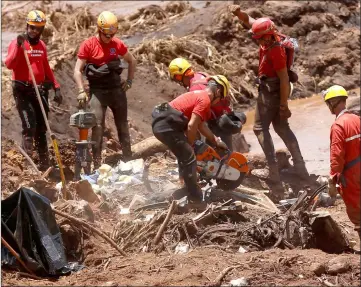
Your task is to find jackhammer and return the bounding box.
[69,106,97,181]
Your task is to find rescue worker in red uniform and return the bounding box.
[229,6,309,187]
[168,58,246,150]
[323,85,360,239]
[152,75,230,201]
[5,10,63,171]
[74,11,137,168]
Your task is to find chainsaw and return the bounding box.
[193,140,249,190]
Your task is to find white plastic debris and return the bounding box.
[238,246,248,253]
[99,164,112,175]
[120,208,130,215]
[230,277,248,286]
[174,242,190,254]
[55,182,63,192]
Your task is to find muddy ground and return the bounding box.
[1,1,361,286]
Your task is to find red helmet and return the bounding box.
[251,18,276,39]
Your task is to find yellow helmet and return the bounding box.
[168,58,192,81]
[323,85,348,101]
[209,75,230,98]
[97,11,118,35]
[26,10,46,27]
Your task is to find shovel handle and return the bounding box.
[22,45,67,198]
[1,237,40,278]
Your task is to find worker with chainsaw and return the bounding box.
[5,10,63,171]
[229,5,309,186]
[323,85,360,239]
[168,58,246,151]
[152,75,230,201]
[74,11,136,168]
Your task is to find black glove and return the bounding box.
[54,88,63,105]
[17,33,26,47]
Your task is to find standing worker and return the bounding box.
[229,5,309,186]
[168,58,246,150]
[5,10,63,171]
[152,75,230,201]
[74,11,137,168]
[323,85,360,239]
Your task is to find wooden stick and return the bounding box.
[17,272,42,280]
[1,237,41,279]
[53,209,127,257]
[153,201,176,245]
[14,142,41,175]
[213,265,242,286]
[41,166,53,179]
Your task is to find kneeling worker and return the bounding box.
[152,75,230,201]
[168,58,246,150]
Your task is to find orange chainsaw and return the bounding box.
[194,140,249,190]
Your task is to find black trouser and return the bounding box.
[253,80,305,167]
[154,131,198,196]
[88,86,131,166]
[12,81,49,161]
[152,104,199,198]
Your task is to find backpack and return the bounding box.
[264,34,299,83]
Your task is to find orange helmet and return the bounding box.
[97,11,118,35]
[251,18,276,39]
[26,10,46,27]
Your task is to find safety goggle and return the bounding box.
[101,32,115,39]
[29,25,43,32]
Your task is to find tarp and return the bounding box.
[1,187,74,276]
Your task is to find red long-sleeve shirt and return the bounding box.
[330,110,360,208]
[5,39,60,89]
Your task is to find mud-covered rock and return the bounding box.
[326,256,351,275]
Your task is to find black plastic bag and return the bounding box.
[1,187,74,276]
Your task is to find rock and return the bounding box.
[326,256,351,275]
[28,179,58,202]
[311,262,326,276]
[54,199,95,222]
[60,224,81,254]
[75,180,100,203]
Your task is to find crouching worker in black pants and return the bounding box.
[152,75,231,201]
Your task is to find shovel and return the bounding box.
[22,45,67,199]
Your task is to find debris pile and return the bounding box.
[119,2,195,35]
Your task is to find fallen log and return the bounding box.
[104,136,168,165]
[132,136,168,158]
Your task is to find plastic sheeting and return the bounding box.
[1,187,80,276]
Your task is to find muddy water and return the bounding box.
[242,95,335,176]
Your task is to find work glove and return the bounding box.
[77,89,88,108]
[279,105,292,120]
[17,33,26,47]
[122,79,132,92]
[228,4,241,16]
[215,137,228,150]
[328,177,338,198]
[54,88,63,105]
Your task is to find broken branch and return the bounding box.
[53,209,127,257]
[153,201,177,245]
[213,265,242,286]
